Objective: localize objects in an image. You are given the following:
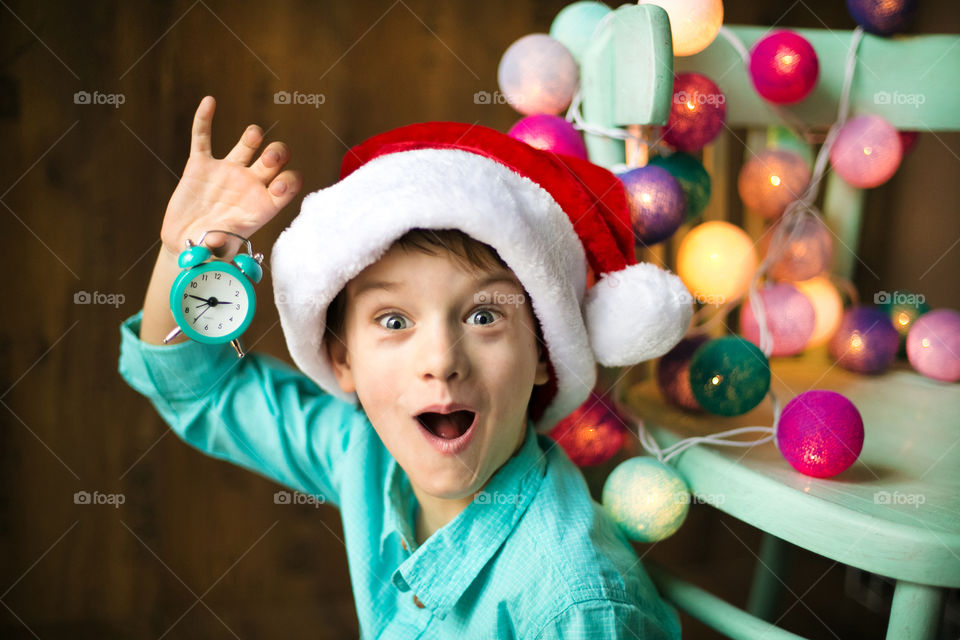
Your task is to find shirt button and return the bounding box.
[401,539,407,551]
[412,594,425,609]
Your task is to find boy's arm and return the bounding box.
[120,311,358,506]
[535,599,681,640]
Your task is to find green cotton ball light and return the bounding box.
[689,336,771,416]
[549,1,612,64]
[602,457,690,542]
[649,152,712,221]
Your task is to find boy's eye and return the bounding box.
[467,308,502,326]
[377,313,409,331]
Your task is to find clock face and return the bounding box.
[179,267,251,339]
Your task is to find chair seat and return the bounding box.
[624,348,960,588]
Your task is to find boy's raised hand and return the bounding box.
[161,96,302,258]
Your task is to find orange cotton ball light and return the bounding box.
[738,149,811,219]
[794,276,844,348]
[639,0,724,57]
[677,221,758,305]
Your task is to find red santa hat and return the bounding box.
[271,122,692,431]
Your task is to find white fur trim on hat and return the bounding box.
[272,148,595,431]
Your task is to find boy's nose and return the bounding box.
[417,322,467,382]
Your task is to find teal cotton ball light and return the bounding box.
[689,336,771,416]
[602,457,690,542]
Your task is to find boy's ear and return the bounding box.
[325,336,356,394]
[534,343,549,386]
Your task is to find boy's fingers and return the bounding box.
[190,96,216,157]
[224,124,263,165]
[267,170,303,210]
[249,141,290,184]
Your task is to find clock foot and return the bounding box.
[162,326,182,344]
[230,338,245,358]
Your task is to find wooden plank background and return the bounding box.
[1,1,957,638]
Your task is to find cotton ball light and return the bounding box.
[639,0,724,57]
[762,211,834,281]
[663,73,727,153]
[602,457,690,542]
[846,0,917,36]
[677,221,758,305]
[619,165,687,246]
[508,114,588,159]
[829,114,902,188]
[777,390,864,478]
[828,305,900,374]
[738,150,811,219]
[749,30,819,104]
[794,276,844,348]
[689,336,771,416]
[649,152,712,221]
[547,390,626,466]
[739,283,816,357]
[898,130,919,155]
[656,335,709,411]
[878,290,929,346]
[549,1,612,63]
[498,33,579,116]
[907,309,960,383]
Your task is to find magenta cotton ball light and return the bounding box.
[497,33,579,116]
[508,114,588,159]
[738,149,812,219]
[663,73,727,152]
[829,115,903,189]
[740,283,816,357]
[906,309,960,382]
[776,390,864,478]
[749,31,820,104]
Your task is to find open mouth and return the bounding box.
[416,410,476,440]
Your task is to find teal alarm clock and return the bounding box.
[163,230,263,357]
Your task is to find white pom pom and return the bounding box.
[584,263,693,366]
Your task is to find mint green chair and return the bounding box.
[581,14,960,640]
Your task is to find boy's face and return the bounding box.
[327,243,549,502]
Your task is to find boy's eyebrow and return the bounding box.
[351,273,522,300]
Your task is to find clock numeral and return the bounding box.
[183,293,188,299]
[228,279,233,286]
[201,274,208,281]
[235,290,240,297]
[235,303,240,310]
[215,272,221,280]
[190,281,198,288]
[218,323,223,329]
[184,307,189,313]
[204,324,209,331]
[229,316,234,322]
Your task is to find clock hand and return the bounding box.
[193,306,212,324]
[188,295,209,303]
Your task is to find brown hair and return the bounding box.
[323,228,510,347]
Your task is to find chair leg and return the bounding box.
[747,532,791,620]
[885,580,944,640]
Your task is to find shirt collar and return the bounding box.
[380,421,547,618]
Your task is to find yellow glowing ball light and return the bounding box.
[793,276,844,348]
[603,457,690,542]
[639,0,724,57]
[677,220,758,305]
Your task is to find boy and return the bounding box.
[120,96,691,638]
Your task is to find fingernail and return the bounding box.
[272,180,287,195]
[265,150,280,165]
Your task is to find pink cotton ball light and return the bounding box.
[749,31,820,104]
[738,149,812,219]
[906,309,960,383]
[498,33,579,116]
[740,283,816,357]
[762,212,834,282]
[508,114,588,159]
[663,73,727,152]
[829,115,903,188]
[776,390,864,478]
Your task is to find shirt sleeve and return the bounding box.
[535,599,681,640]
[117,310,362,507]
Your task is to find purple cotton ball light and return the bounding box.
[847,0,917,36]
[508,114,588,159]
[656,335,709,411]
[619,165,687,246]
[907,309,960,382]
[663,73,727,152]
[498,33,579,116]
[740,283,816,357]
[777,390,864,478]
[829,115,903,189]
[829,306,900,373]
[749,31,820,104]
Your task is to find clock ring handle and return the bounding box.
[191,229,259,260]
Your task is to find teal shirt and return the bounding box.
[118,311,680,639]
